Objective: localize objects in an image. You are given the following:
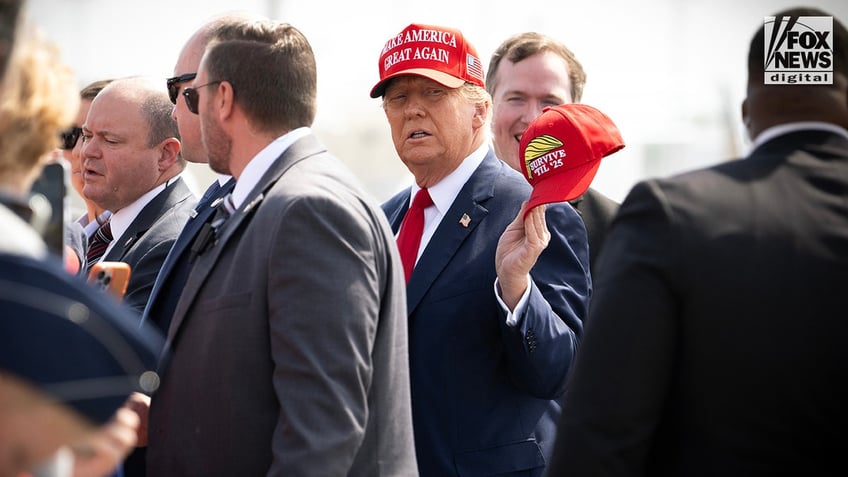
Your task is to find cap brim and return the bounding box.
[0,254,162,425]
[370,68,466,98]
[525,159,602,217]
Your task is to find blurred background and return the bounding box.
[26,0,848,206]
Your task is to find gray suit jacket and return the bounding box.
[147,133,418,476]
[103,177,196,314]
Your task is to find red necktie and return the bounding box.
[397,188,432,282]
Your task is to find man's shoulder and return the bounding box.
[147,179,197,227]
[570,188,619,221]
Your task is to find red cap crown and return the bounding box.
[519,104,625,215]
[370,23,485,98]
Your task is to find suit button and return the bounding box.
[526,331,537,352]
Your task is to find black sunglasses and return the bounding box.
[182,81,223,115]
[166,72,197,104]
[59,126,82,150]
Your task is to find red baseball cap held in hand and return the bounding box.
[519,104,625,216]
[370,23,485,98]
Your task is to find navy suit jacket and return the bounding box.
[382,148,590,476]
[141,177,235,337]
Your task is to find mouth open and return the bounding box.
[84,167,102,179]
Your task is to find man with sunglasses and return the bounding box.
[129,16,257,476]
[141,13,259,344]
[62,80,113,224]
[146,18,417,476]
[59,80,114,275]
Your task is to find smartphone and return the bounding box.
[88,261,132,300]
[28,161,68,258]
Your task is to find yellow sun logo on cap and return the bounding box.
[524,134,563,179]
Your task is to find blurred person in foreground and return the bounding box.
[0,250,162,477]
[146,19,417,476]
[372,23,590,476]
[487,32,619,275]
[80,76,196,314]
[0,5,162,476]
[548,7,848,475]
[0,7,70,260]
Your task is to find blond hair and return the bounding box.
[0,22,78,188]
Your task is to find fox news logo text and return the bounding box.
[764,15,833,85]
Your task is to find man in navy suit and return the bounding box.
[549,7,848,475]
[140,12,261,341]
[371,23,591,476]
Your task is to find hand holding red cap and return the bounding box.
[519,104,624,216]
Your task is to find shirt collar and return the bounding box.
[215,173,232,187]
[409,143,488,216]
[108,177,175,249]
[751,121,848,150]
[231,127,311,209]
[79,210,112,238]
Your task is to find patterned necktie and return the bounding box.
[396,188,432,283]
[86,220,113,271]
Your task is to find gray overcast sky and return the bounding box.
[25,0,848,201]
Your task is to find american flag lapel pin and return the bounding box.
[459,213,471,228]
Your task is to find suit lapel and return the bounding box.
[384,193,410,234]
[105,178,193,261]
[405,151,500,313]
[165,135,326,346]
[165,179,235,273]
[144,178,234,316]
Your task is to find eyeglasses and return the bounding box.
[182,81,223,115]
[59,126,82,150]
[166,72,197,104]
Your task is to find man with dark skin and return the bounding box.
[549,8,848,475]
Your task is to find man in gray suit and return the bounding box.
[81,77,196,314]
[147,19,418,476]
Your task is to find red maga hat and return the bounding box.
[520,104,624,215]
[370,23,485,98]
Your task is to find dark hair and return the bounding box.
[748,7,848,84]
[80,79,114,101]
[204,21,317,132]
[486,32,586,102]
